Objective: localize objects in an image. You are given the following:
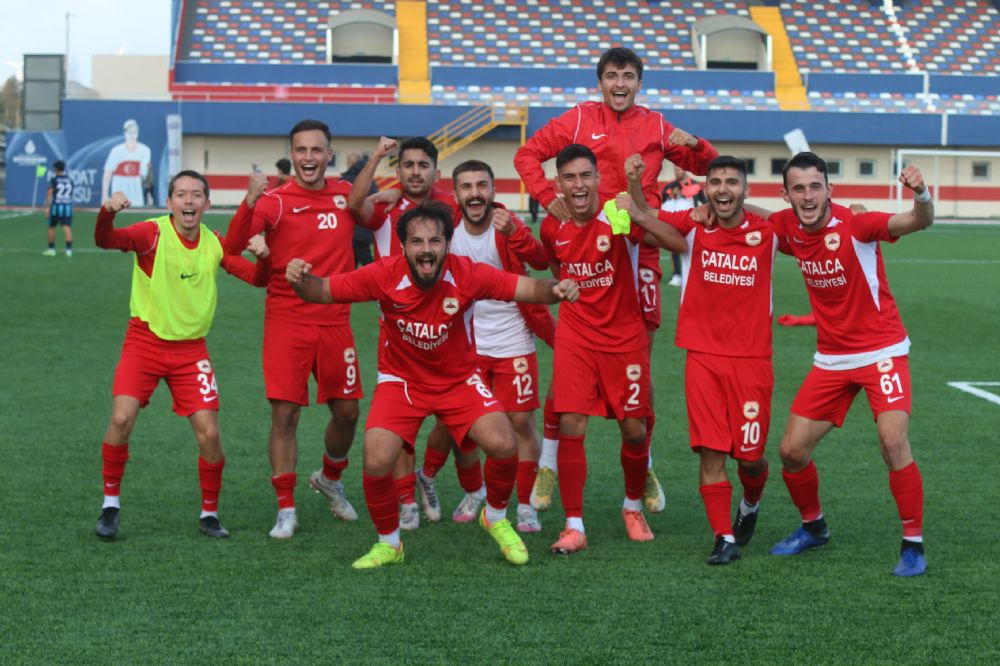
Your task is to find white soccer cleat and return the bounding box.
[400,502,420,531]
[309,470,358,521]
[516,504,542,533]
[269,508,298,539]
[452,489,486,523]
[416,469,442,522]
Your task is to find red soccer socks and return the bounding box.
[782,460,823,522]
[557,435,587,518]
[889,461,924,539]
[101,442,129,498]
[198,456,224,513]
[700,481,734,537]
[271,472,297,510]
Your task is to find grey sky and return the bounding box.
[1,0,170,86]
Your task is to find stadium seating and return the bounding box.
[782,0,1000,75]
[180,0,397,64]
[427,1,750,70]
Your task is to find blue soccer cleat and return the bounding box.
[892,547,927,577]
[770,525,830,556]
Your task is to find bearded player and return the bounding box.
[286,201,579,568]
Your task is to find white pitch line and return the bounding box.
[947,381,1000,407]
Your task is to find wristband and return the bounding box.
[914,188,931,203]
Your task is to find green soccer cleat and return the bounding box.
[351,541,405,570]
[530,467,557,511]
[479,509,529,565]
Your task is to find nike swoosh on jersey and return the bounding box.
[642,306,657,312]
[554,239,572,246]
[591,133,607,140]
[293,205,311,213]
[483,400,499,407]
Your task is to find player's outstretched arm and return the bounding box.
[348,136,396,227]
[513,276,579,304]
[223,172,268,254]
[664,125,720,176]
[286,258,333,304]
[615,193,686,253]
[888,165,934,238]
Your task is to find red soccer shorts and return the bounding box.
[476,353,540,412]
[365,373,505,449]
[112,329,219,417]
[262,318,363,405]
[684,351,773,461]
[552,342,651,420]
[791,356,912,427]
[638,263,662,332]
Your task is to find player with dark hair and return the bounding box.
[286,201,580,568]
[625,155,775,565]
[274,158,292,187]
[413,159,555,533]
[346,135,459,526]
[93,170,270,540]
[224,119,367,538]
[515,46,719,514]
[766,151,934,576]
[43,160,74,257]
[540,145,686,553]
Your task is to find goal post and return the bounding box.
[894,148,1000,219]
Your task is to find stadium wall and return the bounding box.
[5,99,999,216]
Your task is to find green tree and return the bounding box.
[1,75,21,128]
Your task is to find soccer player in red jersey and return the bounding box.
[766,152,934,577]
[93,172,269,540]
[224,119,365,538]
[285,201,579,568]
[347,135,463,524]
[347,135,457,260]
[540,145,686,553]
[625,155,775,565]
[413,160,555,533]
[515,46,720,513]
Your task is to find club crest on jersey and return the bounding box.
[743,401,760,420]
[746,231,762,247]
[333,194,348,210]
[442,297,459,315]
[639,268,655,284]
[877,358,894,373]
[343,347,356,364]
[512,357,529,374]
[626,364,641,381]
[824,233,841,251]
[596,235,611,252]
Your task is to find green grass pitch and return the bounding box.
[2,209,998,663]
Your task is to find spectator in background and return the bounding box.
[660,165,707,287]
[342,151,377,267]
[528,196,540,225]
[143,164,156,207]
[274,158,292,188]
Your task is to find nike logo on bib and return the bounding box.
[591,133,607,140]
[180,273,198,279]
[293,205,311,213]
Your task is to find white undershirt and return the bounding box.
[450,222,536,358]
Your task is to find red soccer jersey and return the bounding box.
[540,211,647,352]
[231,178,357,325]
[325,254,519,388]
[771,203,908,357]
[367,186,457,260]
[660,209,777,357]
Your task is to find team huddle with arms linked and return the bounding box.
[92,47,933,577]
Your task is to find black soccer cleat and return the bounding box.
[96,507,120,540]
[706,536,741,565]
[732,508,759,547]
[199,515,231,539]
